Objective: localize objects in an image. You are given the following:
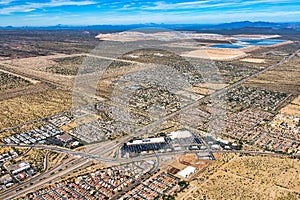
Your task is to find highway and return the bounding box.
[1,48,299,199]
[2,144,299,199]
[84,47,300,161]
[1,144,299,199]
[0,157,91,199]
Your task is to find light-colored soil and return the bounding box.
[291,95,300,105]
[177,154,300,200]
[181,48,247,61]
[96,31,226,42]
[187,86,215,95]
[0,68,40,84]
[232,34,281,39]
[0,54,81,87]
[271,40,294,47]
[280,104,300,118]
[0,54,81,71]
[196,83,228,90]
[240,58,266,63]
[0,89,72,130]
[245,57,300,94]
[168,160,187,171]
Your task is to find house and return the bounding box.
[0,174,13,185]
[56,133,73,143]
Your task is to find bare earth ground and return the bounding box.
[0,31,299,199]
[232,34,281,39]
[0,70,32,92]
[0,89,72,130]
[176,154,300,200]
[240,58,266,63]
[0,54,78,87]
[280,99,300,118]
[245,56,300,94]
[291,95,300,105]
[181,48,247,61]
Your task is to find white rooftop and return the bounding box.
[178,166,196,178]
[127,137,165,145]
[216,137,229,144]
[168,130,193,139]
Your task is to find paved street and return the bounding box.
[1,48,299,200]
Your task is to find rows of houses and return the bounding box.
[226,86,287,112]
[2,124,80,148]
[3,124,63,145]
[24,161,154,200]
[121,172,181,199]
[0,150,18,164]
[244,126,299,154]
[221,108,272,139]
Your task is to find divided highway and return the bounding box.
[1,48,299,200]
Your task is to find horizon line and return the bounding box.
[1,20,300,28]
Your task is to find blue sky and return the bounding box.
[0,0,299,26]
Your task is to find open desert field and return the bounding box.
[240,58,266,63]
[280,103,300,118]
[0,30,99,60]
[0,54,80,87]
[0,66,49,101]
[0,89,72,130]
[0,70,32,92]
[177,154,300,200]
[181,48,247,61]
[245,56,300,94]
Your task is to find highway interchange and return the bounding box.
[0,48,299,199]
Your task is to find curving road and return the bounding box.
[1,48,299,199]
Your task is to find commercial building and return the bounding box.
[126,137,166,146]
[168,130,193,140]
[56,133,73,143]
[177,166,196,178]
[7,161,31,175]
[0,174,13,185]
[123,137,168,152]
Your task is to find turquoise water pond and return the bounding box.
[211,39,286,49]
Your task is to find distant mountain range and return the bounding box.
[208,21,300,29]
[1,21,299,33]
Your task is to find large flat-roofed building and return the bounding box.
[168,130,193,140]
[123,137,167,152]
[177,166,196,178]
[126,137,166,146]
[7,161,31,175]
[56,133,73,143]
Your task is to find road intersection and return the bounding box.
[1,48,299,200]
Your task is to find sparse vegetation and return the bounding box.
[176,154,300,200]
[0,71,31,91]
[0,89,72,130]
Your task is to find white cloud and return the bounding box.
[0,0,97,14]
[0,0,14,5]
[1,8,299,26]
[0,0,298,24]
[138,0,294,10]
